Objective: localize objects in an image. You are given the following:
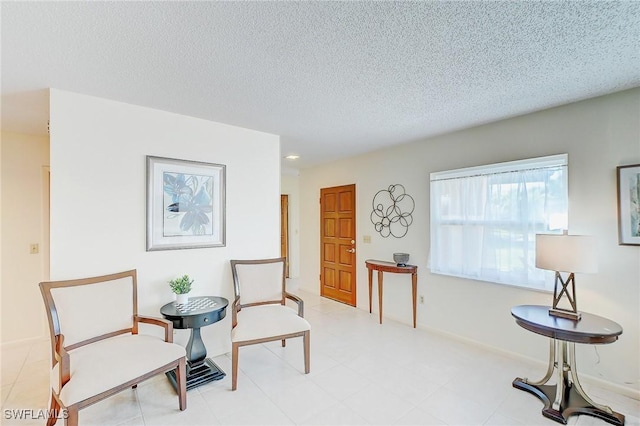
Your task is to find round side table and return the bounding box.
[511,305,624,425]
[161,296,229,390]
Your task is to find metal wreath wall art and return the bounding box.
[370,184,415,238]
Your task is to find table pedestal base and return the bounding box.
[512,379,624,426]
[513,339,624,426]
[166,358,225,391]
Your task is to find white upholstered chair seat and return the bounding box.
[41,270,187,426]
[51,334,186,406]
[230,258,311,390]
[231,305,311,343]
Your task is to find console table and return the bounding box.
[160,296,228,390]
[365,259,417,328]
[511,305,624,425]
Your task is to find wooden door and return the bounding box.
[280,194,289,278]
[320,184,356,306]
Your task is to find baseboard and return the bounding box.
[416,323,640,401]
[0,334,49,348]
[268,297,639,401]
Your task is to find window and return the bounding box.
[429,154,568,291]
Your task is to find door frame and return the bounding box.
[280,194,289,278]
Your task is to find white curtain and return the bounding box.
[430,159,567,290]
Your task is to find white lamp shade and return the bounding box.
[535,234,598,273]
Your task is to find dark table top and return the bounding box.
[365,259,417,272]
[160,296,228,319]
[511,305,622,344]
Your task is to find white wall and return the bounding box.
[49,89,281,355]
[298,88,640,396]
[1,132,50,343]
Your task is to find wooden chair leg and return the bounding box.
[64,405,78,426]
[46,393,60,426]
[232,342,239,391]
[303,330,310,374]
[176,358,187,411]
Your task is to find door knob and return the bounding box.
[346,248,355,253]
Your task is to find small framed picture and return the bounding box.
[616,164,640,246]
[146,156,226,251]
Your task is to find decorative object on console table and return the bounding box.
[169,274,193,305]
[146,155,226,251]
[536,231,597,321]
[370,184,415,238]
[160,296,229,390]
[393,253,409,266]
[616,163,640,246]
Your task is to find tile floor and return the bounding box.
[2,290,638,425]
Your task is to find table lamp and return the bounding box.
[535,231,597,321]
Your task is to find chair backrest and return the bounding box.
[40,270,137,361]
[230,258,285,306]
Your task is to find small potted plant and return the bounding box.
[169,274,193,305]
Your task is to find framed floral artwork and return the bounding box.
[146,156,226,251]
[617,164,640,246]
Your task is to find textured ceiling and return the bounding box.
[2,2,639,169]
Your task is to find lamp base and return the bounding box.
[549,271,581,321]
[549,307,581,321]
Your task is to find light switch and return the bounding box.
[363,235,372,243]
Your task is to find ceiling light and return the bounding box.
[285,155,300,160]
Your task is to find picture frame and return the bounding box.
[146,156,226,251]
[616,164,640,246]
